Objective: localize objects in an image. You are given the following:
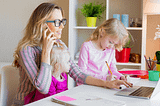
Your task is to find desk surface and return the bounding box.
[25,78,160,106]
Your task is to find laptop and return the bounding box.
[115,78,160,99]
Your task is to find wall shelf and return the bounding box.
[74,26,142,30]
[74,60,141,66]
[116,62,141,66]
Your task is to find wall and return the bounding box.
[143,0,160,14]
[109,0,142,19]
[0,0,69,62]
[146,15,160,59]
[143,0,160,59]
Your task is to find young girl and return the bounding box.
[24,44,70,104]
[78,18,129,85]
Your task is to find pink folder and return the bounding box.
[54,96,76,102]
[118,70,148,75]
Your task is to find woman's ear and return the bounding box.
[43,23,48,30]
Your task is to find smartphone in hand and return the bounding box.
[43,23,53,36]
[43,23,60,46]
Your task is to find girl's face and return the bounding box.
[60,53,71,73]
[47,9,64,39]
[99,29,119,50]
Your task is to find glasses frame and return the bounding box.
[46,19,67,27]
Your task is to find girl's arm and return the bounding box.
[86,76,132,89]
[68,59,89,84]
[19,46,52,94]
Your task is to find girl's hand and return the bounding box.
[105,79,133,89]
[106,75,112,81]
[120,75,127,81]
[106,75,117,81]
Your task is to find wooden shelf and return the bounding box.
[74,60,141,66]
[74,26,142,30]
[74,26,96,29]
[127,27,142,30]
[116,62,141,66]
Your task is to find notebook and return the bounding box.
[115,78,160,99]
[52,93,126,106]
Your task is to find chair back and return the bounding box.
[1,65,19,106]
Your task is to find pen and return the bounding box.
[105,61,112,75]
[144,55,151,70]
[151,55,156,70]
[86,98,101,100]
[149,57,151,70]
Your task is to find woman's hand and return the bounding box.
[42,27,56,52]
[105,79,133,89]
[41,27,57,64]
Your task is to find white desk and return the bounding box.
[25,78,160,106]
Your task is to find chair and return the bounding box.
[1,65,19,106]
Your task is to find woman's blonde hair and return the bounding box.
[13,3,63,67]
[50,44,70,75]
[90,18,129,51]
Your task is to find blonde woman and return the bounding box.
[78,18,131,85]
[12,3,132,106]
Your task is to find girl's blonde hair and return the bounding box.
[13,3,63,67]
[50,44,70,74]
[90,18,129,51]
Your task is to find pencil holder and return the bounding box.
[156,64,160,77]
[148,70,160,81]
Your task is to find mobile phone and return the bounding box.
[43,23,53,36]
[43,23,58,46]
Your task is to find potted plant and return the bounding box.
[116,34,134,63]
[80,2,105,27]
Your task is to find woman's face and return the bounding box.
[99,29,119,50]
[47,9,64,39]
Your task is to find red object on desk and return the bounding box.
[118,70,149,79]
[137,74,149,79]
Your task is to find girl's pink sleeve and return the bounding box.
[109,49,123,79]
[78,43,89,74]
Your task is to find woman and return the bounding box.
[12,2,132,106]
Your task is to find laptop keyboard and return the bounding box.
[129,86,155,97]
